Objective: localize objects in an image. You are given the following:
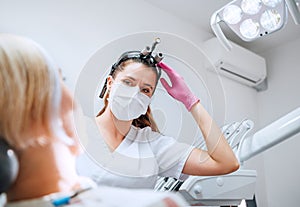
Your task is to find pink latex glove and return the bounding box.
[158,62,199,111]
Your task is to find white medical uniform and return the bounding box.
[76,117,195,189]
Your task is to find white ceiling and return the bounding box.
[144,0,300,53]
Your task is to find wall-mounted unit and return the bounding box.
[202,37,267,91]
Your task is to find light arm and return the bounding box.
[210,11,233,51]
[285,0,300,24]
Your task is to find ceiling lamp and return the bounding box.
[211,0,300,50]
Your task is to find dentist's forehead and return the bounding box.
[117,62,157,83]
[122,62,152,72]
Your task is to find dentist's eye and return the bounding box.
[141,88,150,94]
[122,79,133,86]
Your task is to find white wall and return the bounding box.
[0,0,267,206]
[0,0,210,90]
[258,37,300,207]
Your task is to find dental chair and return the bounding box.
[0,138,19,206]
[155,107,300,206]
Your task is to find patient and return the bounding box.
[0,33,187,207]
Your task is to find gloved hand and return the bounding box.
[158,62,199,111]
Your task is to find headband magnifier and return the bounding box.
[99,38,164,98]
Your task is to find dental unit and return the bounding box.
[156,107,300,206]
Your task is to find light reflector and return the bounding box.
[223,5,243,24]
[260,9,282,30]
[262,0,283,7]
[241,0,262,14]
[240,19,260,39]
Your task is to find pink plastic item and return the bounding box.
[158,62,199,111]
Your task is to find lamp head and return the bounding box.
[211,0,300,50]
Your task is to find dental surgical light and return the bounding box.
[262,0,283,7]
[260,9,282,30]
[240,19,260,38]
[223,5,243,24]
[211,0,300,50]
[241,0,262,15]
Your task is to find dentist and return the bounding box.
[88,39,240,189]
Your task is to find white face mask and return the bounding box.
[108,82,151,121]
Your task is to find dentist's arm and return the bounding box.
[158,62,239,175]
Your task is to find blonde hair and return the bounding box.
[97,59,160,132]
[0,34,61,148]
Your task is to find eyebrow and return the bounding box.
[124,76,154,90]
[143,83,154,90]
